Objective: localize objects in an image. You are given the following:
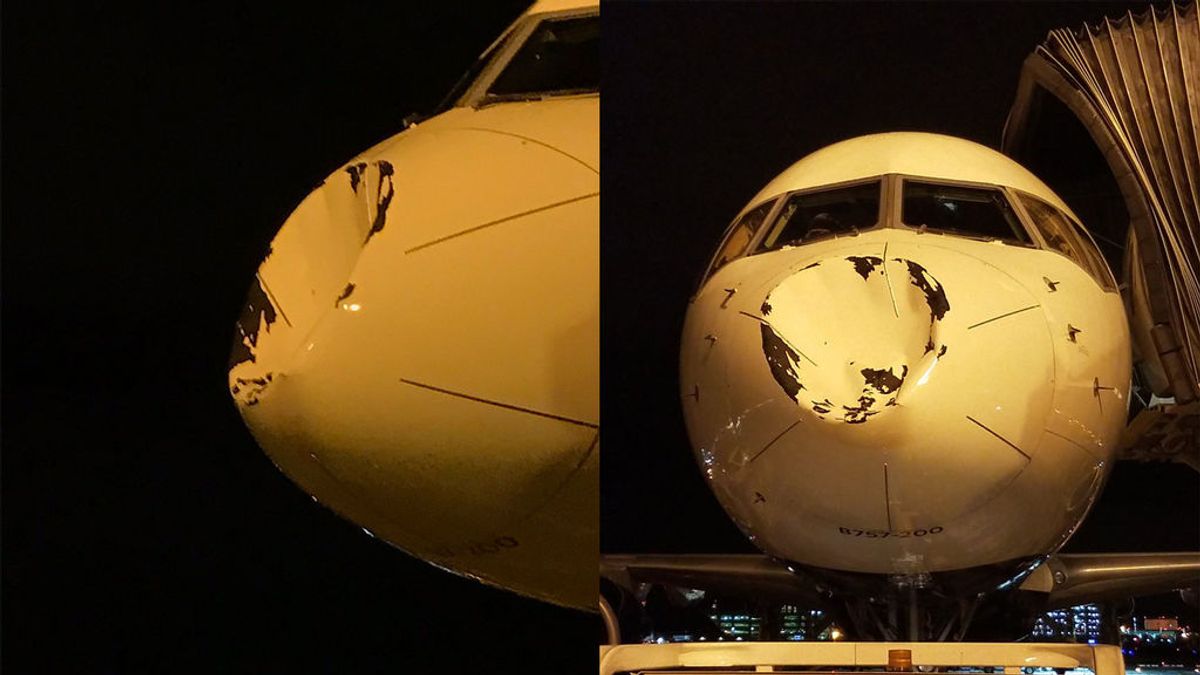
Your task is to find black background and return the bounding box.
[601,1,1199,622]
[4,2,596,672]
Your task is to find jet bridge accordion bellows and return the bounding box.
[1004,1,1200,403]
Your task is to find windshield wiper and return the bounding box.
[477,87,598,108]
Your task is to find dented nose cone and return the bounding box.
[228,100,598,609]
[758,253,950,426]
[687,235,1057,572]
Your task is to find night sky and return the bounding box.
[601,1,1199,619]
[4,2,595,672]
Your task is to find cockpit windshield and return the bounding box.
[487,15,599,101]
[756,181,881,252]
[435,30,515,114]
[902,181,1031,245]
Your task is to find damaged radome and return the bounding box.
[755,254,950,425]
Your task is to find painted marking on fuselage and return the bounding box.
[966,304,1039,330]
[1092,377,1117,414]
[398,378,598,429]
[965,415,1031,460]
[721,287,737,308]
[404,192,599,254]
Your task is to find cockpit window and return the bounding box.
[756,181,881,252]
[487,15,599,100]
[709,200,775,276]
[902,181,1031,245]
[1016,193,1116,290]
[437,30,516,114]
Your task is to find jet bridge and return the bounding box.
[1003,2,1200,470]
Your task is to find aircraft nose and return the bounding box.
[226,121,599,609]
[698,238,1057,543]
[756,252,949,426]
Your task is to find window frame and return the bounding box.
[454,9,600,109]
[1008,189,1118,292]
[894,175,1039,248]
[697,197,782,289]
[696,171,1118,294]
[750,177,888,254]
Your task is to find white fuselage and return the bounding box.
[682,174,1130,583]
[228,1,599,610]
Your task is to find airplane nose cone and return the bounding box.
[743,244,1050,501]
[758,253,949,426]
[689,236,1057,571]
[227,113,598,609]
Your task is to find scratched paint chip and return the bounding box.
[897,258,950,321]
[229,277,279,369]
[364,161,395,244]
[345,162,368,193]
[846,255,884,280]
[861,365,908,395]
[760,323,805,402]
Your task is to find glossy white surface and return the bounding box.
[228,7,598,609]
[682,134,1130,576]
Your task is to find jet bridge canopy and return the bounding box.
[1003,1,1200,407]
